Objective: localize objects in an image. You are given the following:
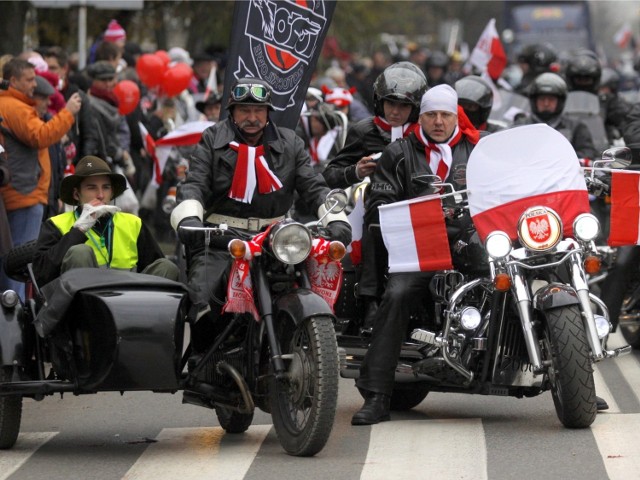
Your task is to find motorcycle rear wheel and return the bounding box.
[215,406,254,434]
[0,368,22,449]
[543,306,597,428]
[269,315,339,457]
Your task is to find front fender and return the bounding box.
[275,288,335,326]
[0,304,27,367]
[532,283,580,311]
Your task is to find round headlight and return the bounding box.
[517,206,562,252]
[1,290,19,309]
[459,307,482,330]
[573,213,600,242]
[594,314,611,339]
[269,222,312,265]
[485,231,512,259]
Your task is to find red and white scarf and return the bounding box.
[228,141,283,203]
[309,129,339,166]
[416,126,462,181]
[374,116,417,142]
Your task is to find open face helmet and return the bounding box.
[372,61,428,123]
[528,72,567,122]
[227,77,273,110]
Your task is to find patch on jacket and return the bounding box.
[371,182,394,192]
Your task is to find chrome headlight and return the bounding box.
[573,213,600,242]
[269,222,312,265]
[485,231,512,259]
[594,314,611,339]
[517,206,562,252]
[459,307,482,330]
[1,290,19,309]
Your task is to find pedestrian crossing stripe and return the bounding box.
[592,414,640,480]
[0,432,58,480]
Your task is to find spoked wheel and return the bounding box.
[542,306,597,428]
[216,406,254,434]
[269,315,339,457]
[390,384,430,411]
[0,367,22,449]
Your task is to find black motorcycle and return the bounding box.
[337,125,631,428]
[0,190,348,456]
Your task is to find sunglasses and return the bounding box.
[231,83,271,103]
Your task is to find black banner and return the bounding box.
[222,0,337,129]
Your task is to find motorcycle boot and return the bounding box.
[596,395,609,411]
[351,391,391,425]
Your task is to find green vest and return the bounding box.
[51,211,141,269]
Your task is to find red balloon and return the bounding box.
[162,63,193,97]
[113,80,141,115]
[155,50,171,66]
[136,53,166,88]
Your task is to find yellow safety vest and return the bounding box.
[50,211,141,269]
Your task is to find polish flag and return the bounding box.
[467,124,590,241]
[346,185,365,265]
[614,23,634,49]
[609,170,640,246]
[379,195,452,273]
[139,122,162,186]
[467,18,507,81]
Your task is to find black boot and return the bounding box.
[596,395,609,411]
[351,392,391,425]
[359,296,379,336]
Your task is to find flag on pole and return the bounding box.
[467,124,590,241]
[221,0,337,129]
[139,122,162,186]
[609,170,640,246]
[467,18,507,81]
[379,195,452,273]
[346,183,366,265]
[203,64,218,100]
[613,23,634,49]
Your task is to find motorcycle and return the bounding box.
[0,190,348,456]
[337,124,631,428]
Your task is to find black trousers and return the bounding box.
[358,227,388,299]
[356,271,434,396]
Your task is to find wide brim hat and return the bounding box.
[60,156,127,205]
[195,92,223,113]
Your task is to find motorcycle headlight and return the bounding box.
[485,231,512,259]
[269,222,312,265]
[459,307,482,330]
[517,206,562,252]
[594,314,611,339]
[573,213,600,242]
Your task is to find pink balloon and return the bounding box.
[162,63,193,97]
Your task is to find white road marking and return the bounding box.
[0,432,58,480]
[593,413,640,480]
[122,425,271,480]
[361,419,487,480]
[594,366,621,413]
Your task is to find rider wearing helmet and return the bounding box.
[515,43,558,94]
[599,68,633,144]
[424,50,450,86]
[565,51,601,94]
[515,72,596,160]
[323,62,428,334]
[454,75,504,133]
[172,77,351,351]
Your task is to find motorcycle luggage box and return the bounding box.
[36,269,189,391]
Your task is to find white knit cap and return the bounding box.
[420,84,458,115]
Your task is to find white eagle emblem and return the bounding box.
[528,217,550,240]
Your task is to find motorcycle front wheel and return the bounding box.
[0,367,22,449]
[269,314,339,457]
[543,306,597,428]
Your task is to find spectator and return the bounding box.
[195,92,222,122]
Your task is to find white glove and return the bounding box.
[74,204,121,233]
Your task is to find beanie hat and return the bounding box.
[420,84,458,115]
[104,20,126,43]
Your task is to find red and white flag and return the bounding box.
[609,170,640,246]
[346,183,366,265]
[379,195,452,273]
[139,122,162,186]
[467,124,590,241]
[614,23,634,49]
[467,18,507,81]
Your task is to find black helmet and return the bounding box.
[565,52,601,93]
[528,72,567,122]
[454,75,493,128]
[600,67,620,94]
[425,51,450,70]
[227,77,273,110]
[372,61,428,123]
[517,43,558,75]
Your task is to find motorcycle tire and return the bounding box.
[0,367,22,449]
[390,384,430,411]
[543,306,597,429]
[3,240,37,283]
[269,314,339,457]
[215,406,254,434]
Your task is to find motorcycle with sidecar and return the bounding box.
[0,191,348,456]
[336,124,631,428]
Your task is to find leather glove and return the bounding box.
[177,216,205,252]
[326,220,352,247]
[74,204,121,233]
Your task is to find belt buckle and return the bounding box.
[247,217,260,231]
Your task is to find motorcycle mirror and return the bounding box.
[324,189,349,213]
[601,147,632,169]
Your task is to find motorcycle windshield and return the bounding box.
[467,124,590,241]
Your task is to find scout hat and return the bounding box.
[60,156,127,205]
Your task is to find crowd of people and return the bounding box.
[2,19,640,426]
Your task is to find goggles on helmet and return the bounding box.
[231,84,271,103]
